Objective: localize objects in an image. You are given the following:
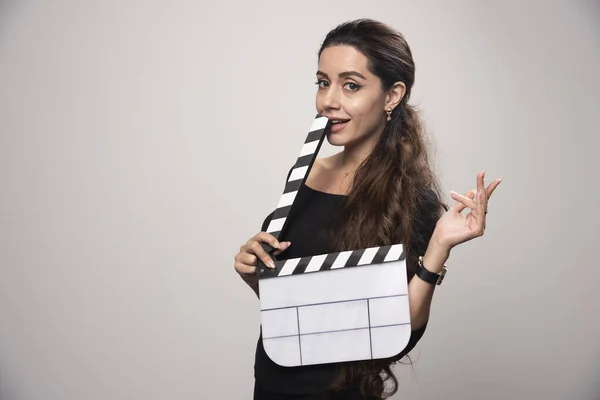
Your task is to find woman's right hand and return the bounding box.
[234,232,291,295]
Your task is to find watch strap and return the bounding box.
[416,255,447,285]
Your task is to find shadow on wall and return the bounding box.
[0,363,19,400]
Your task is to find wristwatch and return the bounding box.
[416,255,447,285]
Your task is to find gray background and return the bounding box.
[1,0,599,399]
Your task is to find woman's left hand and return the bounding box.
[432,170,502,252]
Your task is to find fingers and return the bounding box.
[475,188,487,235]
[234,251,255,275]
[485,177,503,200]
[273,241,292,256]
[238,233,293,271]
[238,252,257,266]
[450,189,476,213]
[234,260,256,276]
[475,170,490,235]
[451,170,503,215]
[247,240,277,269]
[478,169,487,210]
[254,231,283,251]
[479,169,503,202]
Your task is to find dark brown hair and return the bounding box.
[318,19,446,399]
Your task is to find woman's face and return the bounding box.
[315,45,390,149]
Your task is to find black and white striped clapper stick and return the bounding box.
[264,114,330,243]
[259,244,406,279]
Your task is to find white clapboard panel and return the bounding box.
[257,115,411,367]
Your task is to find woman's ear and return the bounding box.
[385,81,407,111]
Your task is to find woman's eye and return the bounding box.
[344,82,360,91]
[315,79,329,88]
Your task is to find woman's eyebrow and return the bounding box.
[316,70,367,80]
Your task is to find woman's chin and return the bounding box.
[326,132,350,147]
[326,136,347,147]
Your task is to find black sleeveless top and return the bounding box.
[254,174,441,395]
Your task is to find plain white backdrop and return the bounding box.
[1,1,599,399]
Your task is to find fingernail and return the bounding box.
[498,178,503,182]
[268,260,276,269]
[272,241,280,249]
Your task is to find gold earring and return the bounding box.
[386,108,392,121]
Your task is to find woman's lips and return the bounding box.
[330,120,349,133]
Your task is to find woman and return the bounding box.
[234,18,502,400]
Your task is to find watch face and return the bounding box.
[436,267,447,285]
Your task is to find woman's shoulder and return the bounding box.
[419,185,448,216]
[301,156,335,192]
[305,156,335,181]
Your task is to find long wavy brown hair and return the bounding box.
[318,19,447,399]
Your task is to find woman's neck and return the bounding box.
[337,135,379,173]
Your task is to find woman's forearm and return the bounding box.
[407,236,450,330]
[242,276,260,298]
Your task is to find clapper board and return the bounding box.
[257,115,412,367]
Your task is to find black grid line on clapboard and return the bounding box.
[259,244,405,279]
[296,307,302,365]
[264,115,330,241]
[261,295,409,364]
[367,298,373,357]
[262,323,410,340]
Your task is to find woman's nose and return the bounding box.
[321,87,341,110]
